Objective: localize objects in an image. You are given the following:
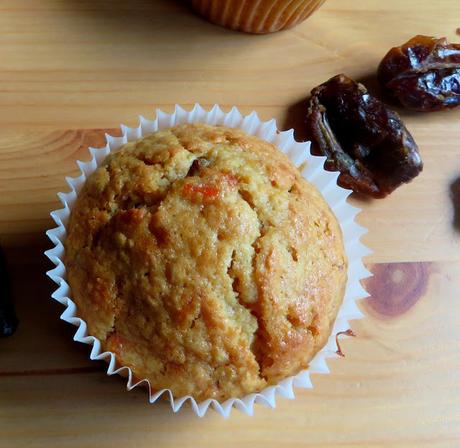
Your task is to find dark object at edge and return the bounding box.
[0,246,18,337]
[305,74,423,198]
[378,35,460,112]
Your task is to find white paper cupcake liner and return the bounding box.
[45,104,371,418]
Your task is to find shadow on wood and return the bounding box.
[282,96,310,142]
[0,238,92,372]
[355,72,382,99]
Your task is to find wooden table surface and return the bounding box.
[1,0,460,446]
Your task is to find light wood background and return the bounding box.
[1,0,460,447]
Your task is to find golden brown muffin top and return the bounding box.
[65,124,347,401]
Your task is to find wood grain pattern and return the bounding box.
[0,128,115,245]
[1,122,459,262]
[1,0,459,262]
[0,0,459,446]
[2,249,460,447]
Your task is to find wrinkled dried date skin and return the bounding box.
[378,35,460,111]
[305,74,423,198]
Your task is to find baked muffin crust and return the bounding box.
[65,124,347,401]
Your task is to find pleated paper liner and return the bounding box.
[45,104,371,417]
[191,0,326,34]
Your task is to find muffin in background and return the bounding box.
[191,0,326,34]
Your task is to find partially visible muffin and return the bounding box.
[65,124,347,401]
[191,0,326,34]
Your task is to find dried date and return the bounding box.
[378,35,460,111]
[305,74,423,198]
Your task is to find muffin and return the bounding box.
[191,0,326,34]
[64,123,347,401]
